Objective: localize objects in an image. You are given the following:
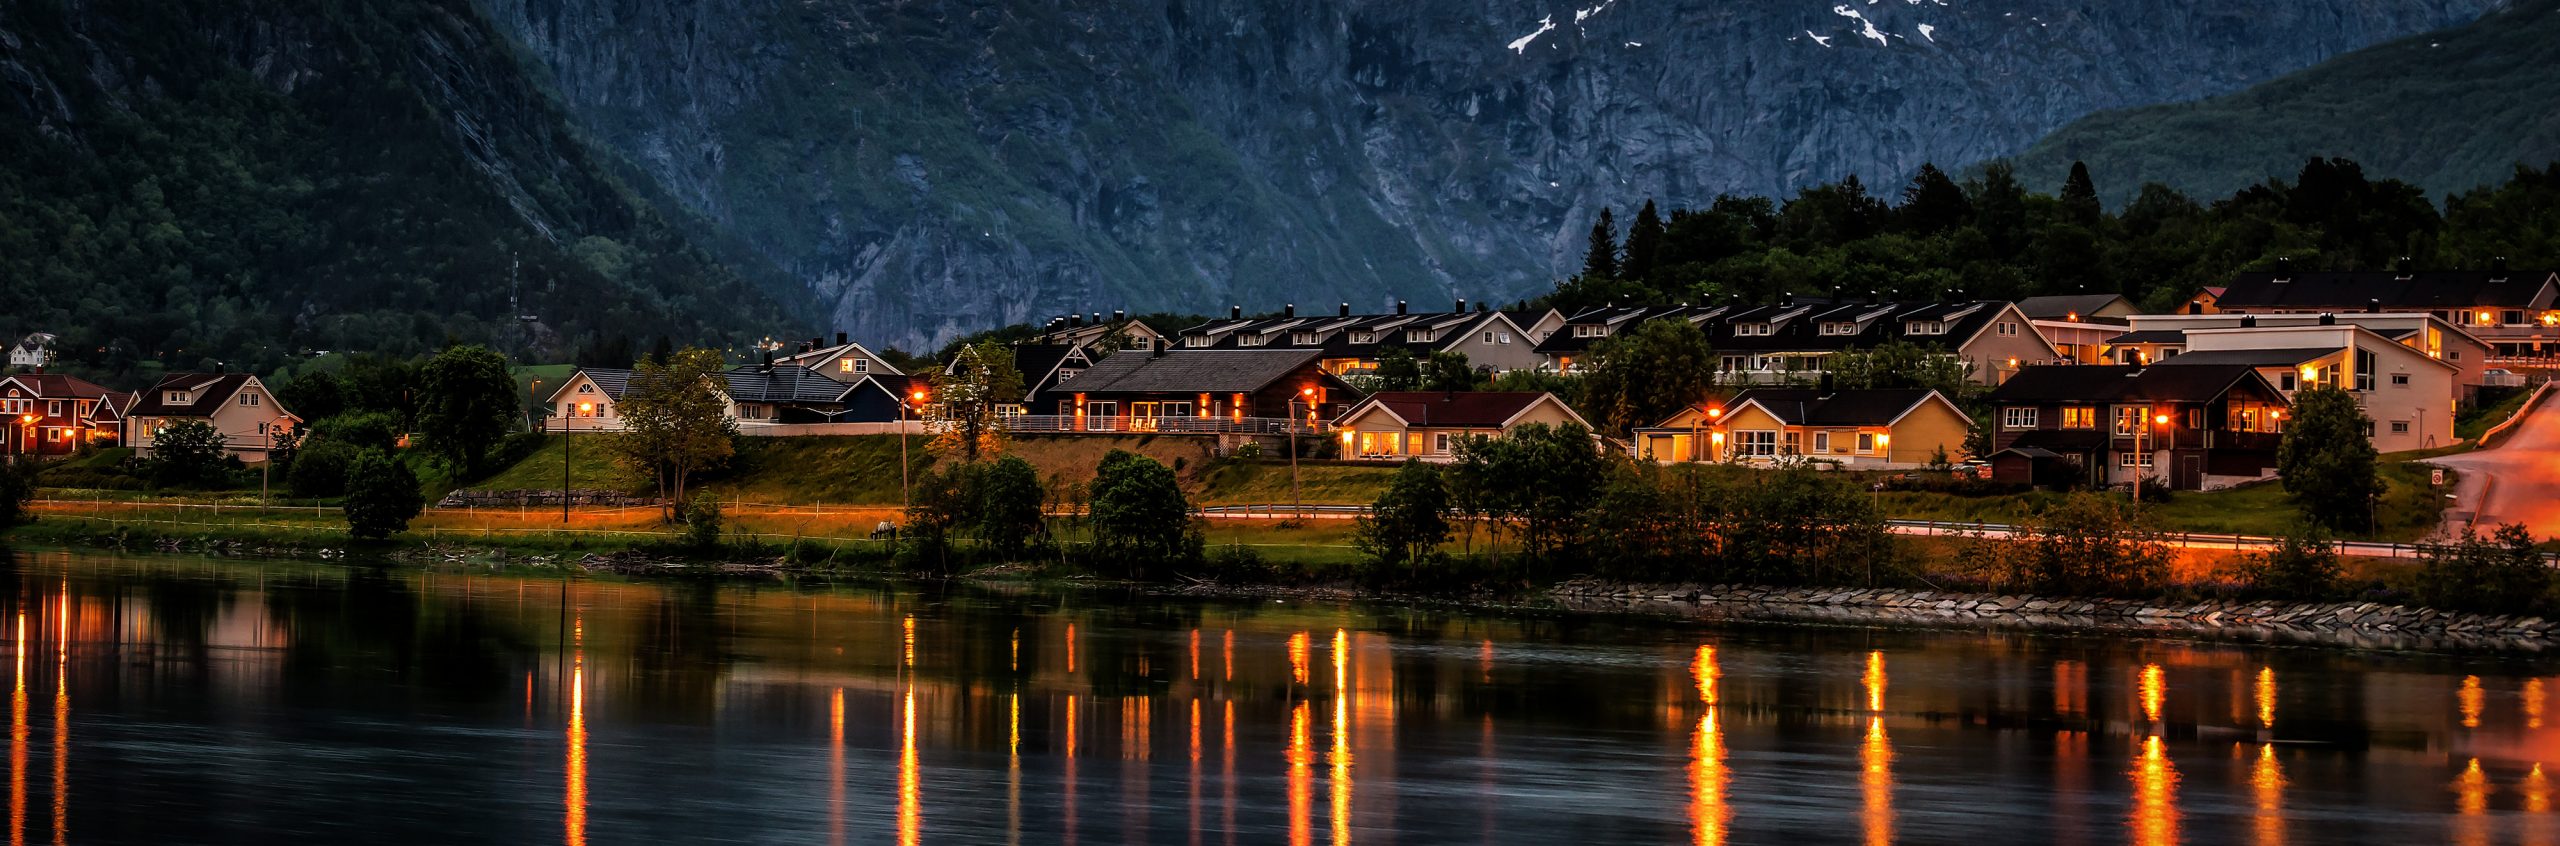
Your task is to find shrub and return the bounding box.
[0,456,39,526]
[287,439,360,498]
[683,491,725,550]
[1089,450,1201,578]
[975,455,1047,557]
[146,420,230,488]
[1204,543,1277,582]
[2278,386,2383,531]
[1353,461,1454,583]
[342,449,424,539]
[1972,493,2173,595]
[2414,523,2551,615]
[2242,524,2343,599]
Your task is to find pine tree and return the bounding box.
[1970,161,2030,258]
[1895,163,1973,235]
[2061,161,2103,228]
[1581,207,1621,281]
[1622,200,1665,285]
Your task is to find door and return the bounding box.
[2181,454,2204,490]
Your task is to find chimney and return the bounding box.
[1070,313,1084,328]
[834,331,847,345]
[1231,305,1243,320]
[1780,292,1794,307]
[1454,298,1467,314]
[214,361,227,374]
[2396,256,2414,272]
[2368,297,2382,314]
[1113,309,1125,323]
[2186,301,2203,315]
[2318,313,2336,326]
[2240,315,2257,328]
[1339,303,1351,317]
[1090,312,1103,326]
[2495,256,2511,272]
[1152,337,1167,359]
[1818,373,1836,396]
[1396,300,1408,315]
[1284,303,1296,319]
[761,349,774,373]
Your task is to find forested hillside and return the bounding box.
[0,0,799,383]
[2016,0,2560,204]
[1550,158,2560,314]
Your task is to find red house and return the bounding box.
[0,373,113,456]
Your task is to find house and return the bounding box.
[1176,300,1545,375]
[1632,388,1972,467]
[549,362,927,432]
[2125,316,2467,452]
[2208,266,2560,360]
[722,363,864,425]
[1031,312,1166,351]
[84,391,132,446]
[961,343,1093,415]
[774,333,907,384]
[2020,294,2136,364]
[1984,364,2288,490]
[1531,305,1695,373]
[1536,300,2063,385]
[0,373,112,456]
[546,368,633,431]
[1025,346,1358,433]
[2101,312,2492,394]
[2183,286,2227,314]
[1331,392,1590,461]
[123,373,302,460]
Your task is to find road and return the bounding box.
[2425,387,2560,537]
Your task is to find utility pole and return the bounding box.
[562,416,572,524]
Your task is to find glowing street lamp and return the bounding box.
[1290,386,1319,519]
[900,388,929,513]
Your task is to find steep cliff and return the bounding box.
[481,0,2490,347]
[0,0,794,377]
[2016,0,2560,205]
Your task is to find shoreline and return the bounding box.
[12,525,2557,654]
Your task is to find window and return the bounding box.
[2505,310,2527,326]
[1434,433,1452,453]
[577,384,594,394]
[997,404,1026,418]
[2360,421,2376,438]
[1238,334,1268,347]
[1736,323,1773,336]
[1857,432,1877,453]
[836,358,869,374]
[2390,372,2411,387]
[256,421,270,435]
[47,400,61,416]
[2353,347,2376,392]
[1185,336,1212,348]
[1163,402,1194,417]
[2279,372,2296,391]
[1499,332,1513,344]
[1056,368,1081,383]
[2450,349,2463,361]
[2061,407,2095,429]
[1292,332,1322,345]
[1736,430,1778,457]
[2002,407,2038,429]
[1573,325,1605,338]
[2390,420,2411,434]
[240,392,261,407]
[2118,451,2153,468]
[1406,330,1436,343]
[1812,431,1831,453]
[1997,321,2020,336]
[1351,331,1378,344]
[1905,321,1947,335]
[1818,322,1856,336]
[165,391,191,404]
[2113,407,2145,436]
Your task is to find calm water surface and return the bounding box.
[2,547,2556,844]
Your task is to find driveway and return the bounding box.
[2425,390,2560,538]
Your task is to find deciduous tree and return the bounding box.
[1354,460,1453,579]
[2277,386,2384,531]
[1579,319,1717,435]
[417,344,518,477]
[342,448,423,539]
[930,340,1025,461]
[608,347,736,520]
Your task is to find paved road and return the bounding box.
[2425,388,2560,537]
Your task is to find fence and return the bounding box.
[996,415,1327,435]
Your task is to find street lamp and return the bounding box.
[1692,405,1723,462]
[901,389,927,513]
[2134,410,2171,504]
[1288,386,1316,520]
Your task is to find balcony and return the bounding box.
[995,415,1330,435]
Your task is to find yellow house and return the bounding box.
[1633,388,1972,467]
[1331,391,1590,462]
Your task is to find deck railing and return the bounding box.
[995,414,1329,435]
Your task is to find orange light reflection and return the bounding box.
[1862,716,1894,846]
[898,687,921,846]
[2250,743,2284,846]
[2140,664,2166,724]
[2130,735,2179,846]
[1690,709,1727,846]
[2254,668,2276,730]
[1693,646,1718,705]
[1331,630,1352,846]
[2454,758,2490,846]
[2461,676,2485,729]
[1289,701,1313,846]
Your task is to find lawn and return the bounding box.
[2457,385,2535,441]
[1876,458,2450,543]
[1195,461,1399,505]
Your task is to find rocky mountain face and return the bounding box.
[478,0,2492,349]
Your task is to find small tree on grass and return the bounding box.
[609,347,736,520]
[1354,461,1453,581]
[1088,450,1199,578]
[418,344,521,478]
[147,420,230,488]
[976,455,1047,557]
[1449,423,1607,563]
[2278,386,2383,532]
[904,462,979,573]
[2242,524,2343,599]
[342,449,424,540]
[0,456,39,526]
[684,491,725,550]
[2415,523,2550,615]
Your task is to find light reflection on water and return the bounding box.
[10,549,2560,843]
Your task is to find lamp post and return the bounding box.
[1693,405,1723,462]
[901,388,927,513]
[2134,410,2171,504]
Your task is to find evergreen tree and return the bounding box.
[1581,207,1621,281]
[1970,161,2031,257]
[2277,386,2385,532]
[1895,163,1974,235]
[2060,161,2104,228]
[1622,200,1666,284]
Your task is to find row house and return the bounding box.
[2100,312,2491,391]
[1025,347,1358,433]
[1985,364,2288,490]
[2205,266,2560,360]
[2018,294,2136,364]
[963,343,1094,417]
[1028,311,1167,351]
[0,374,113,456]
[123,373,302,461]
[1332,391,1590,461]
[1632,388,1972,467]
[1177,301,1551,375]
[1539,300,2062,386]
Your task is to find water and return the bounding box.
[0,547,2553,844]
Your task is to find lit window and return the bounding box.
[2061,407,2095,429]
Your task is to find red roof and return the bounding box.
[0,374,110,400]
[1349,392,1561,428]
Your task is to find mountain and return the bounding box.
[480,0,2493,349]
[2017,0,2560,206]
[0,0,798,380]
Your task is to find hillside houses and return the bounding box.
[1536,299,2061,385]
[1176,301,1548,375]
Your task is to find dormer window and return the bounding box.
[165,391,192,404]
[1571,325,1606,338]
[1291,332,1322,345]
[1406,330,1436,343]
[1185,336,1212,348]
[1735,323,1773,337]
[1817,322,1856,336]
[1239,334,1269,347]
[1905,320,1948,335]
[1350,331,1378,344]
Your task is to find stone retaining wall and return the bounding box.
[435,489,655,509]
[1552,580,2558,652]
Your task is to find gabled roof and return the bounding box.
[1725,388,1955,428]
[2016,294,2132,321]
[0,374,110,400]
[2218,270,2560,310]
[1059,349,1335,395]
[776,340,906,377]
[548,368,635,403]
[88,391,133,423]
[1338,392,1587,430]
[128,373,255,417]
[1988,364,2274,405]
[723,365,856,404]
